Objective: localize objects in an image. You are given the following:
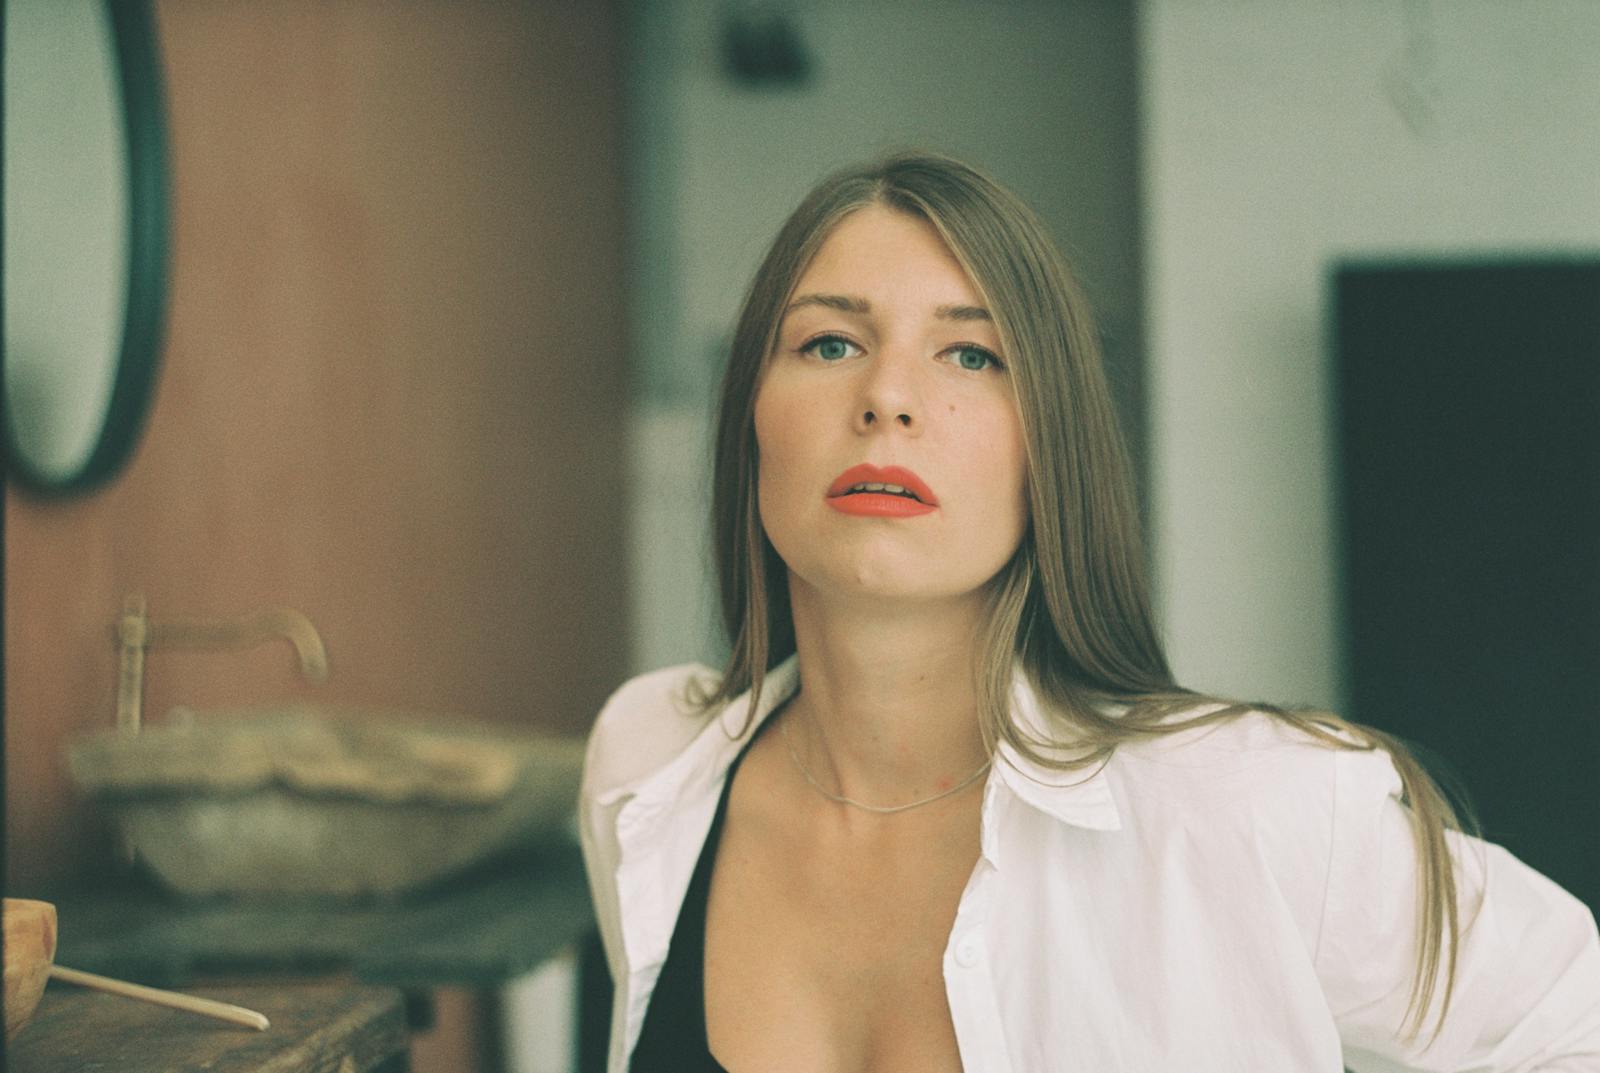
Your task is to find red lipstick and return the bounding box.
[826,463,938,517]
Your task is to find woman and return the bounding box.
[579,152,1600,1072]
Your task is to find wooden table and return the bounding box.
[7,980,408,1073]
[42,842,600,1072]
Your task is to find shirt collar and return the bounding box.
[608,653,1121,833]
[992,667,1123,832]
[601,654,802,811]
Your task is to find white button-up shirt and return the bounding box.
[578,656,1600,1072]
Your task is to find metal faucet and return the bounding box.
[114,594,329,733]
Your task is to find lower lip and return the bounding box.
[826,493,937,517]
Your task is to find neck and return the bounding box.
[780,574,995,808]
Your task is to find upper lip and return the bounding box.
[826,463,939,506]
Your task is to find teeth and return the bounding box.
[847,482,916,499]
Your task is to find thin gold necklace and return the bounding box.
[779,714,991,815]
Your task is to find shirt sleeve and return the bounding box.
[1317,746,1600,1071]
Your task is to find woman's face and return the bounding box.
[754,205,1028,606]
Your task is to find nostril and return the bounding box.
[863,410,876,425]
[896,413,912,427]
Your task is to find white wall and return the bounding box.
[1140,0,1600,710]
[626,0,1145,674]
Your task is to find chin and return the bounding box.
[772,526,1014,607]
[807,560,994,607]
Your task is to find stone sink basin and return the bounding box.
[68,705,586,899]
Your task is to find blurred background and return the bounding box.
[5,1,1596,1071]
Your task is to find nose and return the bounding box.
[853,347,922,435]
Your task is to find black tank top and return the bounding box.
[630,724,767,1072]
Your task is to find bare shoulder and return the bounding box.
[581,662,722,801]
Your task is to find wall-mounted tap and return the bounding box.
[114,594,329,733]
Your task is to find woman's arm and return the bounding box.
[1318,747,1600,1071]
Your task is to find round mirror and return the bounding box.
[3,0,169,496]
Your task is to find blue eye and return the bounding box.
[802,334,858,361]
[953,346,1003,372]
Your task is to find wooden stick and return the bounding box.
[49,965,270,1031]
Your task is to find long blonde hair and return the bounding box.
[699,150,1479,1045]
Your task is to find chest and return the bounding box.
[702,796,981,1073]
[616,781,1348,1073]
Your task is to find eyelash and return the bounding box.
[797,332,1006,372]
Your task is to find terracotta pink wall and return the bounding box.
[5,0,627,899]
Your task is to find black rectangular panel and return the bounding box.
[1335,260,1600,912]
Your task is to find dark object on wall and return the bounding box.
[1334,259,1600,914]
[719,3,813,89]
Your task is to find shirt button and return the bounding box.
[955,936,981,968]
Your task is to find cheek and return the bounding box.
[752,386,799,522]
[975,399,1027,484]
[1007,420,1028,498]
[753,395,781,477]
[988,406,1030,532]
[753,370,821,483]
[945,399,1027,510]
[751,373,790,460]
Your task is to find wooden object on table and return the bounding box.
[4,898,58,1041]
[49,965,270,1030]
[5,979,407,1073]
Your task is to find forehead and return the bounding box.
[792,205,980,301]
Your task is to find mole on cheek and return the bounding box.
[948,404,956,414]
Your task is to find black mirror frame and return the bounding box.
[4,0,171,497]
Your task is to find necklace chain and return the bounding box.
[779,715,991,815]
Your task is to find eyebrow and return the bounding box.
[783,293,992,322]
